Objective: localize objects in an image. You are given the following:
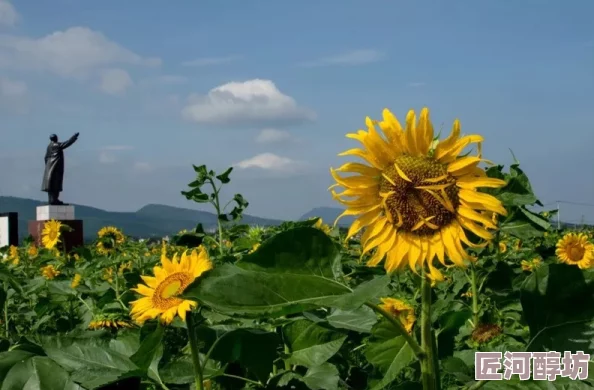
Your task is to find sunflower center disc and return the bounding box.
[569,246,585,261]
[153,273,192,308]
[380,155,460,236]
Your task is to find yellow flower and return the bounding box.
[28,246,38,258]
[249,243,260,254]
[144,251,151,257]
[96,226,125,255]
[378,297,416,333]
[521,258,542,272]
[41,264,60,280]
[223,240,232,248]
[8,245,18,259]
[330,107,507,283]
[73,253,81,261]
[130,246,213,325]
[71,273,82,288]
[555,233,594,269]
[88,317,133,330]
[41,220,62,249]
[118,261,133,275]
[313,218,332,235]
[461,290,473,298]
[514,240,522,251]
[102,268,114,283]
[498,241,507,253]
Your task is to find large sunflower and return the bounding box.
[41,220,62,249]
[130,246,212,324]
[330,107,507,281]
[96,226,125,255]
[556,232,594,269]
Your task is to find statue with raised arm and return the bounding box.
[42,133,80,205]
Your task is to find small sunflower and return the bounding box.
[471,323,502,344]
[118,261,133,275]
[461,290,473,298]
[41,220,62,249]
[89,316,133,330]
[96,226,125,255]
[378,297,416,334]
[248,243,260,254]
[41,264,60,280]
[498,241,507,253]
[28,245,38,259]
[521,257,541,272]
[330,107,508,282]
[71,273,82,288]
[130,246,213,325]
[313,218,332,235]
[556,233,594,269]
[102,267,114,284]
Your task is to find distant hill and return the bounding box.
[0,196,282,242]
[299,207,354,226]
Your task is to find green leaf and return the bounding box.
[184,228,351,317]
[44,344,140,389]
[1,356,82,390]
[194,326,281,382]
[521,263,594,354]
[160,356,221,384]
[130,324,165,369]
[0,350,35,382]
[437,309,472,358]
[284,319,347,368]
[364,335,416,390]
[215,167,233,184]
[328,275,391,310]
[301,363,340,390]
[327,305,377,333]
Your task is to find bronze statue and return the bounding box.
[42,133,79,205]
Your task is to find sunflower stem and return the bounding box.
[420,273,439,390]
[365,302,425,360]
[3,298,9,339]
[469,262,480,329]
[186,312,204,390]
[207,178,225,256]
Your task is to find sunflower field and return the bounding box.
[0,108,593,390]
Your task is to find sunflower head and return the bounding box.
[41,264,60,280]
[498,241,507,254]
[71,273,82,288]
[555,233,594,269]
[521,257,542,272]
[27,246,38,258]
[130,246,213,325]
[331,107,507,282]
[378,297,416,334]
[41,220,62,249]
[248,243,260,254]
[471,323,502,344]
[96,226,125,255]
[313,218,332,235]
[89,315,133,330]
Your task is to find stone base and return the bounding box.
[0,212,18,248]
[29,220,84,253]
[37,205,75,221]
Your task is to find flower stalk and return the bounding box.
[186,311,204,390]
[420,272,439,390]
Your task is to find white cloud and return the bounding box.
[235,153,302,172]
[0,1,18,27]
[0,76,27,113]
[298,49,385,68]
[0,77,26,97]
[181,56,240,67]
[256,129,293,144]
[182,79,315,127]
[408,82,426,87]
[99,68,133,95]
[0,27,160,79]
[98,151,117,164]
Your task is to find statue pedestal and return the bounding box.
[0,212,18,248]
[29,206,83,253]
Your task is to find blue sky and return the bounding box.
[1,0,593,222]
